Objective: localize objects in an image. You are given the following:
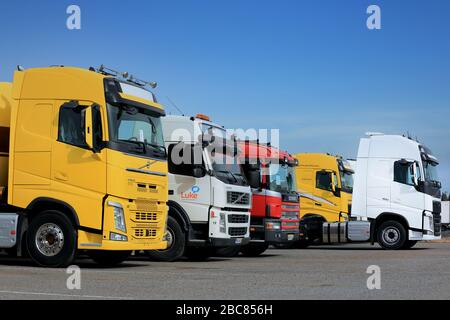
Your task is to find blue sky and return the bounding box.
[0,0,449,191]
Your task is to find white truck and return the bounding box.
[147,114,252,261]
[318,133,442,249]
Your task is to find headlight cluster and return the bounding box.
[220,212,226,234]
[108,201,127,233]
[266,221,281,230]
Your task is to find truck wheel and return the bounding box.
[26,211,77,268]
[215,246,241,257]
[88,250,131,266]
[184,247,214,261]
[377,221,407,250]
[240,244,269,257]
[402,240,418,250]
[147,216,185,262]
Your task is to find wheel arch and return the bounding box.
[26,197,80,228]
[374,212,410,232]
[167,200,191,234]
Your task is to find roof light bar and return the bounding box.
[96,65,157,89]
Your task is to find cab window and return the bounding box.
[58,103,88,148]
[316,171,332,191]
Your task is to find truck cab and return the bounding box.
[236,141,300,256]
[351,133,442,248]
[295,153,354,223]
[0,66,169,267]
[294,154,354,245]
[147,114,251,261]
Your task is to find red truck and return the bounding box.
[218,140,300,256]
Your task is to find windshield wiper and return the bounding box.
[145,142,166,154]
[119,139,146,154]
[215,170,238,184]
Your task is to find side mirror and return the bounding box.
[331,173,337,193]
[83,106,94,151]
[247,170,260,189]
[192,166,206,178]
[412,162,419,187]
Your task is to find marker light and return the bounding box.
[196,114,211,121]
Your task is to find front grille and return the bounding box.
[281,211,298,220]
[227,192,250,205]
[134,212,158,221]
[228,214,249,224]
[135,199,159,211]
[433,213,441,237]
[229,227,247,237]
[134,228,157,239]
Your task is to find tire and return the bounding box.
[88,250,131,266]
[377,220,407,250]
[147,216,185,262]
[26,211,77,268]
[240,244,269,257]
[215,246,241,257]
[184,247,214,261]
[402,240,418,250]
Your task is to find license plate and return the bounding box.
[287,234,294,241]
[235,238,243,244]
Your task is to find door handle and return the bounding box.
[55,172,68,181]
[315,202,322,207]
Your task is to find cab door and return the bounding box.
[390,160,425,229]
[313,170,341,222]
[51,101,107,231]
[167,143,211,222]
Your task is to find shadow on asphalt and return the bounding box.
[288,246,428,251]
[0,254,150,269]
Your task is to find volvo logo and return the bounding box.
[138,160,158,170]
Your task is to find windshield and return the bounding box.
[210,150,248,186]
[107,103,166,159]
[340,170,354,193]
[423,161,440,185]
[267,164,297,194]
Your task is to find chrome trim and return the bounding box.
[298,190,336,206]
[126,168,167,177]
[80,243,102,247]
[121,152,167,162]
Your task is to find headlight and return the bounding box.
[220,212,226,233]
[266,221,281,230]
[108,201,127,233]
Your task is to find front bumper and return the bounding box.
[265,229,299,244]
[79,195,168,251]
[210,237,251,247]
[249,218,300,244]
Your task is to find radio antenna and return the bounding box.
[166,96,185,115]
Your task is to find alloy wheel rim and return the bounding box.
[383,227,400,244]
[35,223,65,257]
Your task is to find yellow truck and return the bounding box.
[0,66,168,267]
[294,153,354,247]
